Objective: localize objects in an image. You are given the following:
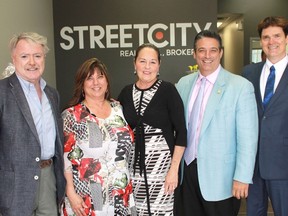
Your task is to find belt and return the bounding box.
[40,159,53,168]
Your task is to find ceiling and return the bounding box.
[217,13,243,31]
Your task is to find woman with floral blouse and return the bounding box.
[61,58,134,216]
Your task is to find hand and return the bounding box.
[164,167,178,195]
[232,180,249,199]
[67,192,88,216]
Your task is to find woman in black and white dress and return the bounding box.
[118,43,186,215]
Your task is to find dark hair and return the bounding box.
[134,43,161,63]
[193,30,223,51]
[67,58,111,107]
[257,16,288,37]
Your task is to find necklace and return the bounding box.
[83,99,111,119]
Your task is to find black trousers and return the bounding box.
[174,160,241,216]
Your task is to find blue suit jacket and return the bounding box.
[176,68,258,201]
[243,62,288,180]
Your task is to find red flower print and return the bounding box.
[79,158,102,181]
[112,181,133,207]
[64,133,76,152]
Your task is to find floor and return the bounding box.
[238,199,274,216]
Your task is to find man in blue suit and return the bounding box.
[176,30,258,216]
[242,16,288,216]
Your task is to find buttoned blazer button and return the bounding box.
[34,175,39,180]
[35,157,40,162]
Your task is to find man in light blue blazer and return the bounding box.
[175,30,258,216]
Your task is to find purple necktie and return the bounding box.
[184,77,206,165]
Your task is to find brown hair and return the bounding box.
[257,16,288,37]
[134,43,161,63]
[67,58,111,107]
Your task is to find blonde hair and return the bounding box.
[9,32,49,54]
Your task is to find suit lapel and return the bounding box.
[44,87,60,138]
[44,87,57,117]
[200,69,226,135]
[9,73,41,144]
[181,73,198,124]
[251,63,264,111]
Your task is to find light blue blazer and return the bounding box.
[176,68,258,201]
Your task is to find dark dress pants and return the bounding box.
[247,168,288,216]
[175,160,240,216]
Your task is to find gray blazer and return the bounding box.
[0,73,66,215]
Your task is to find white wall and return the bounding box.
[0,0,56,87]
[220,18,244,75]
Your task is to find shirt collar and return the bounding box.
[16,74,46,92]
[198,64,221,85]
[266,55,288,71]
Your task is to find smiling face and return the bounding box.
[83,68,108,101]
[260,26,288,64]
[134,47,160,88]
[12,39,45,84]
[193,37,223,76]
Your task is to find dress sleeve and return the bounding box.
[61,108,76,173]
[167,83,187,147]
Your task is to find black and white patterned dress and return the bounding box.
[118,80,186,216]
